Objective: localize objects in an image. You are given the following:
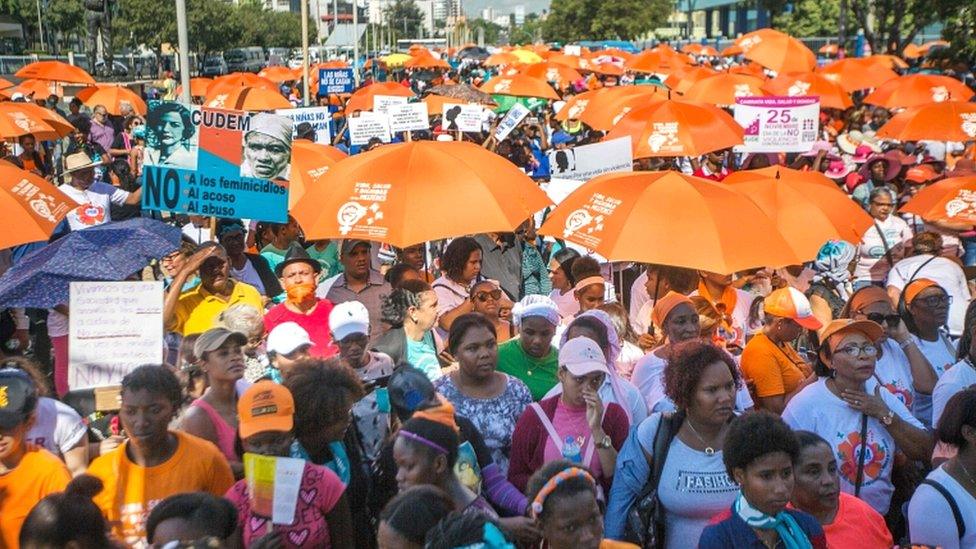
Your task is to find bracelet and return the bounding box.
[899,339,915,350]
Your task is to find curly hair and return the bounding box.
[447,312,497,355]
[121,365,183,409]
[283,358,365,439]
[146,101,195,148]
[599,302,638,345]
[441,237,482,281]
[663,340,741,411]
[956,299,976,363]
[20,475,109,548]
[722,410,799,477]
[525,459,599,521]
[381,279,433,327]
[570,255,601,283]
[146,492,237,544]
[385,263,420,288]
[379,486,454,544]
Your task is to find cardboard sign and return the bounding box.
[546,137,633,181]
[244,453,306,524]
[388,102,430,132]
[373,94,408,114]
[141,101,291,222]
[441,103,483,132]
[734,96,820,153]
[68,281,163,390]
[493,102,531,141]
[348,111,392,145]
[319,68,355,94]
[276,106,333,143]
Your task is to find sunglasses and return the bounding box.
[865,313,901,327]
[474,289,502,302]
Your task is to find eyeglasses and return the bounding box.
[474,289,502,302]
[835,344,879,358]
[865,313,901,327]
[914,294,952,307]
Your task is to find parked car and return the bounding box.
[94,59,130,77]
[202,55,228,77]
[225,47,264,73]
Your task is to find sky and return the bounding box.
[462,0,550,18]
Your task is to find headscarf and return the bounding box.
[247,112,294,148]
[651,292,694,332]
[810,240,856,300]
[559,309,621,366]
[511,294,561,327]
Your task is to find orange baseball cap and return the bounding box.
[905,164,938,185]
[904,278,940,306]
[238,381,294,439]
[764,287,823,330]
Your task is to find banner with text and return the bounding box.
[388,102,430,132]
[69,281,163,390]
[494,102,530,141]
[734,96,820,153]
[318,68,355,95]
[141,101,291,222]
[441,103,483,132]
[546,137,633,181]
[348,111,392,145]
[277,106,333,143]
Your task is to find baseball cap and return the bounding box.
[329,301,370,341]
[558,337,609,377]
[266,322,313,355]
[0,368,37,429]
[764,287,823,330]
[340,239,372,256]
[193,327,248,358]
[818,319,884,349]
[238,381,294,439]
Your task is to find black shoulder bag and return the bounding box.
[624,411,685,548]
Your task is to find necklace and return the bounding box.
[686,417,719,456]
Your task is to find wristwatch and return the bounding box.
[595,434,613,449]
[880,409,895,426]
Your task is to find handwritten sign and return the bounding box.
[348,111,392,145]
[734,96,820,153]
[441,103,483,132]
[493,102,531,141]
[318,68,355,94]
[68,281,163,390]
[546,137,633,181]
[276,106,333,143]
[244,453,306,524]
[388,102,430,132]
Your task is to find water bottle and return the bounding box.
[562,436,581,464]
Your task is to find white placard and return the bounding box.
[276,106,333,143]
[372,94,409,113]
[493,102,531,142]
[564,45,582,57]
[272,456,306,524]
[733,95,820,153]
[388,102,430,132]
[546,137,633,181]
[348,111,392,145]
[441,103,484,132]
[68,281,164,390]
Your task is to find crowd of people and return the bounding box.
[1,34,976,549]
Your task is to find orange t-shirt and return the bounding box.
[0,444,71,549]
[87,431,235,548]
[823,492,892,548]
[741,332,812,398]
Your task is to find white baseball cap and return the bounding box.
[558,337,609,377]
[266,322,312,355]
[329,301,370,341]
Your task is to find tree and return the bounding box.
[45,0,86,53]
[186,0,242,56]
[115,0,176,52]
[935,4,975,65]
[773,0,840,37]
[467,18,503,45]
[848,0,960,54]
[383,0,423,41]
[542,0,669,42]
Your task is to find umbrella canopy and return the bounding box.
[288,139,347,208]
[876,101,976,142]
[625,50,687,74]
[683,73,767,106]
[554,87,605,121]
[0,102,75,139]
[736,29,816,73]
[15,60,95,85]
[176,77,214,98]
[479,74,559,100]
[405,54,451,69]
[664,65,718,94]
[548,53,591,71]
[10,79,64,99]
[681,44,720,56]
[863,74,975,108]
[538,171,798,273]
[865,54,909,70]
[571,85,666,131]
[292,141,551,247]
[345,82,414,113]
[258,66,300,82]
[590,63,625,76]
[382,53,414,67]
[520,62,584,88]
[0,77,13,89]
[721,45,744,57]
[588,48,634,61]
[817,58,899,92]
[205,86,291,111]
[603,99,744,158]
[485,52,519,67]
[458,46,490,61]
[318,60,351,69]
[0,218,182,308]
[207,72,279,96]
[510,49,544,64]
[762,72,853,110]
[919,40,950,54]
[901,176,976,224]
[0,163,74,249]
[426,83,497,105]
[77,85,148,115]
[819,44,839,55]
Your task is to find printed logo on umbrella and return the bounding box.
[787,81,811,96]
[336,182,390,238]
[647,122,681,154]
[567,100,588,120]
[739,35,762,53]
[930,86,950,102]
[945,189,976,222]
[11,179,70,224]
[492,79,513,94]
[562,192,621,248]
[961,113,976,138]
[9,111,37,132]
[733,84,755,98]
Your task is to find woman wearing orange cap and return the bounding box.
[782,319,933,516]
[901,278,957,427]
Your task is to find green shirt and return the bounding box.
[306,242,342,279]
[496,338,558,401]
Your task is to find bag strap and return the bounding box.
[529,402,596,465]
[634,411,684,503]
[920,479,966,539]
[432,282,468,300]
[853,413,869,497]
[873,220,896,267]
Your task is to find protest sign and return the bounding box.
[141,101,291,222]
[348,111,392,145]
[276,106,333,143]
[373,94,409,114]
[546,137,633,181]
[318,68,355,95]
[244,453,306,524]
[493,102,531,141]
[564,45,582,57]
[441,103,483,132]
[68,281,163,390]
[388,102,430,132]
[734,96,820,153]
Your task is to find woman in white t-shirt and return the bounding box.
[902,278,958,427]
[853,187,912,287]
[933,301,976,427]
[432,237,483,338]
[908,387,976,549]
[547,248,581,321]
[782,319,933,515]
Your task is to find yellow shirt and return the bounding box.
[168,281,263,335]
[0,445,71,549]
[87,431,235,547]
[741,332,812,399]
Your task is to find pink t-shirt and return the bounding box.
[226,462,345,548]
[542,400,605,481]
[264,300,339,358]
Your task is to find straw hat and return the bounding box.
[61,151,98,176]
[837,130,882,155]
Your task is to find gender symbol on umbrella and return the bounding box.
[863,74,975,109]
[0,162,74,249]
[205,86,292,111]
[901,176,976,224]
[603,98,744,158]
[762,72,853,110]
[876,101,976,143]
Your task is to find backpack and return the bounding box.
[623,411,684,548]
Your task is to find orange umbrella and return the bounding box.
[0,103,70,140]
[554,88,606,121]
[762,72,853,109]
[681,44,719,56]
[288,139,347,208]
[721,45,744,57]
[901,176,976,224]
[736,29,816,73]
[729,62,766,77]
[11,79,63,99]
[564,85,666,130]
[864,74,974,108]
[78,85,148,115]
[590,63,625,76]
[919,40,950,54]
[405,54,451,69]
[902,43,922,59]
[485,52,518,66]
[292,141,552,246]
[876,101,976,142]
[683,73,767,105]
[6,102,74,136]
[15,60,95,84]
[817,58,899,92]
[864,54,909,70]
[548,54,591,71]
[259,66,300,82]
[0,77,13,89]
[538,171,798,273]
[204,86,291,111]
[664,66,717,94]
[176,77,213,98]
[479,75,560,100]
[345,82,414,113]
[0,163,74,248]
[604,99,744,158]
[520,63,584,88]
[625,50,687,74]
[587,48,634,61]
[207,72,279,96]
[818,44,839,55]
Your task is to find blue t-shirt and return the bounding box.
[406,332,441,381]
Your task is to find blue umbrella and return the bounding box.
[0,218,183,308]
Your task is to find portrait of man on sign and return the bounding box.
[240,113,294,181]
